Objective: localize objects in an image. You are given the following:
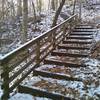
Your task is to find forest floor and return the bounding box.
[0,3,100,100]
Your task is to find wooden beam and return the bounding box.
[44,58,86,67]
[70,33,93,36]
[63,40,92,44]
[73,30,95,32]
[33,70,82,81]
[58,44,90,50]
[66,36,93,40]
[18,85,76,100]
[51,50,88,57]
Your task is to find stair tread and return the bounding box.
[70,33,93,35]
[75,27,93,29]
[73,30,95,32]
[66,36,93,39]
[44,57,85,67]
[63,40,92,44]
[18,85,75,100]
[51,50,89,57]
[58,44,90,50]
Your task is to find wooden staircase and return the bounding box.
[18,24,95,100]
[0,14,97,100]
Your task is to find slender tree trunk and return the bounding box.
[2,0,5,20]
[22,0,28,43]
[51,0,55,10]
[72,0,76,15]
[52,0,65,27]
[36,0,42,15]
[32,1,36,20]
[17,0,22,17]
[79,0,82,21]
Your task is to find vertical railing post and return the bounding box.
[52,29,56,48]
[63,24,67,40]
[69,20,73,33]
[36,40,40,66]
[1,60,9,100]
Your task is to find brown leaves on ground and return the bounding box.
[33,80,79,96]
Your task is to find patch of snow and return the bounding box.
[9,93,33,100]
[83,58,100,67]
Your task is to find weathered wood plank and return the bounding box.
[18,85,76,100]
[66,36,93,40]
[51,50,88,57]
[63,40,92,44]
[44,58,86,67]
[70,33,93,36]
[58,44,90,50]
[33,70,82,81]
[73,30,95,32]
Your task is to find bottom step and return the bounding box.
[18,85,75,100]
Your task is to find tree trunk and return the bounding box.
[22,0,28,43]
[2,0,5,20]
[79,0,82,21]
[72,0,76,15]
[17,0,22,17]
[51,0,55,10]
[52,0,65,27]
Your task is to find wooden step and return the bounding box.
[18,85,75,100]
[51,50,88,57]
[44,58,86,67]
[73,30,95,32]
[33,70,82,81]
[66,36,93,40]
[76,24,93,27]
[58,44,90,50]
[75,27,93,29]
[63,40,92,44]
[70,33,93,36]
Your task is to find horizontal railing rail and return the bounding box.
[0,14,79,100]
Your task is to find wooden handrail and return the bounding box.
[0,14,77,62]
[0,14,79,100]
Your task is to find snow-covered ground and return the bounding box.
[9,93,51,100]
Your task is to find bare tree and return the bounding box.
[51,0,55,10]
[22,0,28,43]
[73,0,77,15]
[17,0,22,17]
[52,0,65,27]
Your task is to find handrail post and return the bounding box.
[63,24,67,40]
[36,40,40,66]
[69,20,73,33]
[52,30,56,48]
[1,61,9,100]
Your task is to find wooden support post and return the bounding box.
[63,24,67,40]
[1,61,9,100]
[52,30,56,48]
[69,20,73,33]
[36,40,40,66]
